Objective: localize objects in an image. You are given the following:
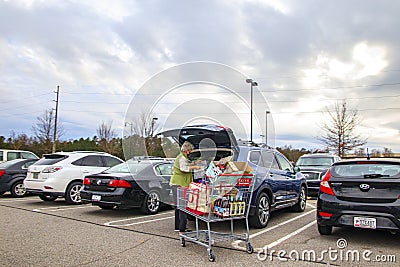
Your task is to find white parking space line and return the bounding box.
[306,202,317,209]
[104,211,174,227]
[232,205,316,250]
[33,205,98,212]
[263,220,316,249]
[249,208,316,239]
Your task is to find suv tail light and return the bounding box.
[108,179,131,188]
[83,178,91,185]
[42,166,63,173]
[320,169,335,195]
[0,170,4,177]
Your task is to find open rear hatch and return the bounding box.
[158,124,238,161]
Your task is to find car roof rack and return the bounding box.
[237,140,274,149]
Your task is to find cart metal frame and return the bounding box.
[177,173,255,262]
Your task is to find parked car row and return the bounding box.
[2,125,398,235]
[0,125,308,229]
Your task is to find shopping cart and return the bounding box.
[177,172,255,262]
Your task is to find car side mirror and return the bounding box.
[293,166,300,173]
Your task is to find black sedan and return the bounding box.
[317,158,400,235]
[0,158,38,197]
[80,158,173,214]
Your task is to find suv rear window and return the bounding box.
[35,154,68,165]
[331,162,400,178]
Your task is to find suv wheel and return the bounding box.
[11,181,27,197]
[39,194,57,201]
[318,224,333,235]
[65,181,82,205]
[141,190,161,215]
[249,192,270,228]
[292,186,306,212]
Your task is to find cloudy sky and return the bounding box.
[1,0,399,152]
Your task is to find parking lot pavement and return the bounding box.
[1,194,399,266]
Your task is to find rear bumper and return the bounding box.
[80,189,145,208]
[25,188,64,197]
[317,194,400,231]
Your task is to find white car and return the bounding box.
[24,151,123,204]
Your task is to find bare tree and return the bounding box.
[123,111,161,158]
[7,131,33,150]
[97,121,119,154]
[32,109,64,152]
[317,100,367,157]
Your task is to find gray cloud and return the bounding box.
[0,0,399,151]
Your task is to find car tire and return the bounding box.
[10,180,27,197]
[39,194,57,201]
[318,224,333,235]
[65,181,82,205]
[249,192,271,228]
[141,190,161,215]
[98,204,115,210]
[292,186,306,212]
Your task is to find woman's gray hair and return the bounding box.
[181,141,194,152]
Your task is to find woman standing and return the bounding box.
[170,141,200,234]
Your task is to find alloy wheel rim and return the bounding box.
[300,188,306,210]
[15,183,26,196]
[258,196,270,225]
[70,185,82,203]
[148,192,160,212]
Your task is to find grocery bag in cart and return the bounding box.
[186,182,211,215]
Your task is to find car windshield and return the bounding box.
[331,163,400,178]
[104,160,150,174]
[297,157,333,167]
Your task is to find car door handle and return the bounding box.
[268,173,274,177]
[82,171,90,173]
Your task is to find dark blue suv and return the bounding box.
[160,125,307,228]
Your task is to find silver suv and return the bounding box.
[295,153,341,196]
[24,151,123,204]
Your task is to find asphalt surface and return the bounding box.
[0,194,399,266]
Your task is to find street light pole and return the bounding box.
[150,117,158,137]
[265,110,270,145]
[246,79,258,143]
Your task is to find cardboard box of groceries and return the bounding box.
[223,161,253,174]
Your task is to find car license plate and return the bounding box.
[92,195,101,202]
[354,216,376,229]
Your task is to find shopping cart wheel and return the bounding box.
[207,249,215,262]
[246,242,254,254]
[180,237,185,247]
